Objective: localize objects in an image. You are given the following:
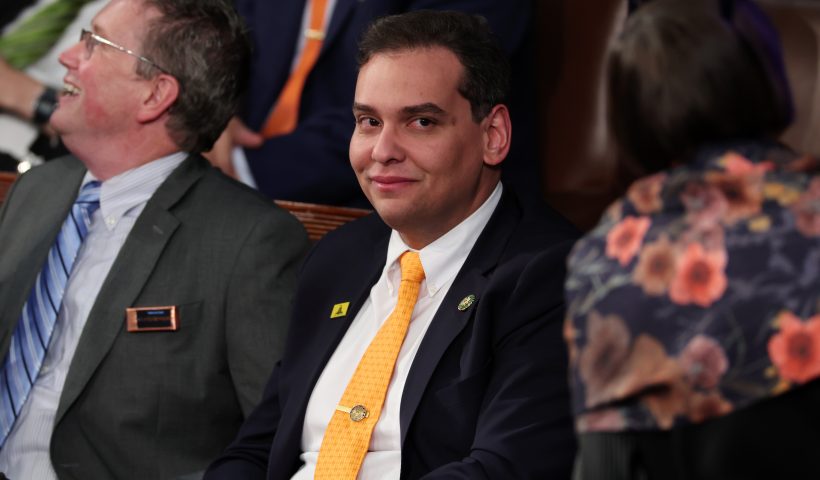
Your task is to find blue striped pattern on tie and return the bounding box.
[0,181,100,447]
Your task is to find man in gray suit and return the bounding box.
[0,0,309,478]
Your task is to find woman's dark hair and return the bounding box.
[609,0,793,175]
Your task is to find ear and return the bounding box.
[482,104,511,167]
[136,73,179,123]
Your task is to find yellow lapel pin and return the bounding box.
[330,302,350,318]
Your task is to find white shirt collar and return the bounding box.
[384,182,503,296]
[80,152,188,230]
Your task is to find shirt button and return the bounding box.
[106,216,116,227]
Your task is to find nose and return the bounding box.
[58,39,84,70]
[370,125,404,164]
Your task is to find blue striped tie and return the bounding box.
[0,180,101,447]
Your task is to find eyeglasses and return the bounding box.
[80,29,169,74]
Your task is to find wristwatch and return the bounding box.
[32,86,58,126]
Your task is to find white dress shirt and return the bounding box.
[0,152,186,480]
[291,183,503,479]
[0,0,108,164]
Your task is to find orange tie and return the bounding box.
[314,252,426,480]
[261,0,328,138]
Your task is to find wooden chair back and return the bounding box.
[0,172,15,206]
[275,200,371,243]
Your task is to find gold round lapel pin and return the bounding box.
[457,294,476,311]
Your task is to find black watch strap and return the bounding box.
[32,86,58,126]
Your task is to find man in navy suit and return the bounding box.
[211,0,541,208]
[205,10,577,479]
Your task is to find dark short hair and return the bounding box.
[136,0,250,153]
[357,10,510,122]
[608,0,793,174]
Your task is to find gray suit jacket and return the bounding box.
[0,155,310,479]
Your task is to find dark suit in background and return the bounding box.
[0,155,309,478]
[206,189,578,479]
[235,0,541,207]
[0,0,34,31]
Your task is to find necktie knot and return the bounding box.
[76,180,101,214]
[399,251,425,285]
[78,180,101,201]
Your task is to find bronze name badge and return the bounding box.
[126,306,179,332]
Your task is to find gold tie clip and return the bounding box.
[336,404,369,422]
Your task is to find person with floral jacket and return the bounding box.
[565,0,820,478]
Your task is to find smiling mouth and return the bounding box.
[62,83,80,96]
[371,175,414,185]
[370,176,418,195]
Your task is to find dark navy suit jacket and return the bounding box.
[205,187,578,479]
[234,0,540,207]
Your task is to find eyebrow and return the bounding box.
[402,103,446,116]
[352,102,376,115]
[90,22,105,36]
[351,102,447,116]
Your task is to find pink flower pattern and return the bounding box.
[566,143,820,431]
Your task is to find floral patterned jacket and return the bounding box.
[565,141,820,432]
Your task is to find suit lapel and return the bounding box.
[0,158,85,362]
[269,0,306,90]
[55,156,208,424]
[399,189,521,444]
[322,0,357,52]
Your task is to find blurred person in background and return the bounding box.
[0,0,107,173]
[565,0,820,478]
